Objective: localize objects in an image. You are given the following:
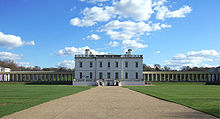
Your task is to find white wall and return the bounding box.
[75,57,143,81]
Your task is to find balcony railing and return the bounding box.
[75,54,143,58]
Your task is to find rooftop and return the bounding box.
[75,54,143,58]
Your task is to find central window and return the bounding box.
[108,62,110,67]
[107,72,111,79]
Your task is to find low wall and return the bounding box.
[119,80,145,86]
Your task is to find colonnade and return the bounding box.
[0,71,74,82]
[1,71,219,82]
[143,71,220,82]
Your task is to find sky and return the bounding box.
[0,0,220,70]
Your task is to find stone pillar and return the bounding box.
[216,74,219,82]
[32,74,34,81]
[20,74,22,81]
[44,74,46,81]
[151,74,153,81]
[28,74,31,81]
[164,74,166,81]
[60,74,62,81]
[56,74,58,81]
[12,74,15,82]
[52,74,54,81]
[212,74,215,82]
[36,74,39,81]
[168,74,170,81]
[147,74,150,81]
[159,74,162,81]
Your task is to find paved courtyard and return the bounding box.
[2,86,217,119]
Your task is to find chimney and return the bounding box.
[85,49,89,56]
[128,49,132,55]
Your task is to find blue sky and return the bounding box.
[0,0,219,69]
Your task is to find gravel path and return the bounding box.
[2,86,217,119]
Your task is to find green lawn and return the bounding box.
[0,82,93,118]
[124,82,220,117]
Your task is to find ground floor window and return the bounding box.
[90,72,92,79]
[80,72,82,79]
[136,72,138,79]
[107,72,111,79]
[125,72,128,79]
[99,72,103,79]
[115,72,119,79]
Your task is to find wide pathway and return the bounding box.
[2,87,217,119]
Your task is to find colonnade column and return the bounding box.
[147,74,149,81]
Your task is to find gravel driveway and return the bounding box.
[1,86,217,119]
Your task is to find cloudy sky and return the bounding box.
[0,0,219,69]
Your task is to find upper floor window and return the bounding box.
[125,72,128,79]
[136,62,138,68]
[108,62,110,68]
[125,62,128,68]
[80,72,82,79]
[100,62,102,68]
[107,72,111,79]
[115,61,118,68]
[79,62,82,68]
[90,62,93,68]
[90,72,92,79]
[136,72,138,79]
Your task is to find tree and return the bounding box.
[163,66,171,71]
[154,64,162,71]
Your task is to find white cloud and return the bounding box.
[156,50,161,54]
[56,60,75,69]
[113,0,153,21]
[164,50,220,70]
[0,52,22,60]
[155,5,192,20]
[70,0,191,50]
[70,6,113,27]
[108,41,119,47]
[0,32,35,49]
[122,39,148,49]
[103,20,171,40]
[87,34,100,40]
[187,49,220,57]
[57,46,106,56]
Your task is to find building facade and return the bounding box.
[0,67,11,81]
[74,49,144,86]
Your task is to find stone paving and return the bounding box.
[1,86,217,119]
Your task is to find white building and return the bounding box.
[74,49,145,86]
[0,67,11,81]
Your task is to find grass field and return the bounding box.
[124,82,220,117]
[0,82,92,118]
